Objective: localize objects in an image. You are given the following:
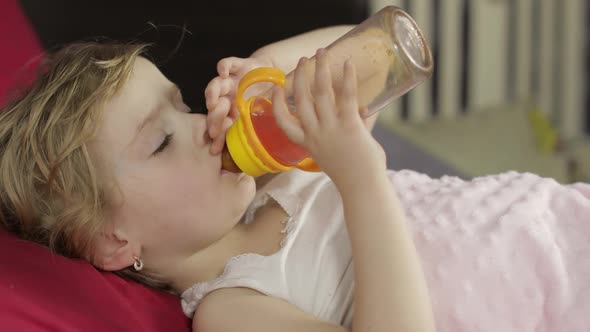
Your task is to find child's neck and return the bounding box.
[171,199,289,293]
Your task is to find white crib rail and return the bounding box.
[559,0,586,142]
[371,0,588,141]
[468,0,509,111]
[438,0,463,119]
[538,0,556,133]
[514,0,533,104]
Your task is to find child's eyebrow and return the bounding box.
[135,105,163,140]
[134,83,180,141]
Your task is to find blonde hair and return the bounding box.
[0,42,173,293]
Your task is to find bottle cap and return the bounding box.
[225,67,319,177]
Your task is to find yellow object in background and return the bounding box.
[528,107,559,153]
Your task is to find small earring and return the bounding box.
[133,256,144,271]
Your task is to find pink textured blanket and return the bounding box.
[390,170,590,331]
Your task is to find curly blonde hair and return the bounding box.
[0,42,173,293]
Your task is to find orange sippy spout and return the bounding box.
[221,144,241,173]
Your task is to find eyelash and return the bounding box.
[153,134,173,155]
[149,90,183,156]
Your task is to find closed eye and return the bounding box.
[153,134,173,155]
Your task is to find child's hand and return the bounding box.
[272,49,386,189]
[205,55,273,154]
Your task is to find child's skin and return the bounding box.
[92,26,434,332]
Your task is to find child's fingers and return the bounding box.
[359,106,370,117]
[228,103,239,121]
[312,48,336,126]
[216,78,233,98]
[210,117,233,154]
[217,57,244,77]
[205,77,233,111]
[293,57,318,132]
[204,79,220,110]
[337,59,360,121]
[359,106,373,127]
[207,97,231,137]
[272,86,304,145]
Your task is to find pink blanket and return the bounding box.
[391,170,590,331]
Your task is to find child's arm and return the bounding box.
[339,173,435,332]
[250,26,354,74]
[272,50,435,332]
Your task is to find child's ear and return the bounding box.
[92,228,138,271]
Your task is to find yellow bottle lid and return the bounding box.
[226,67,320,177]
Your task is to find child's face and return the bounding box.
[92,57,255,269]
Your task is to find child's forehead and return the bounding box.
[95,58,180,148]
[94,61,161,140]
[108,59,169,108]
[130,57,169,85]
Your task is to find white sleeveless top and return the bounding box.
[181,169,590,331]
[181,169,354,325]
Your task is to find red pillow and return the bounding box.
[0,230,191,331]
[0,0,44,105]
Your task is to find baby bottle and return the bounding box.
[222,6,433,176]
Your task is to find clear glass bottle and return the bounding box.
[223,6,434,176]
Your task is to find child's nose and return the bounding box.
[191,113,210,147]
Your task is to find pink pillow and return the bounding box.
[0,230,191,331]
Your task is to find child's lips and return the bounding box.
[220,169,234,176]
[220,167,247,182]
